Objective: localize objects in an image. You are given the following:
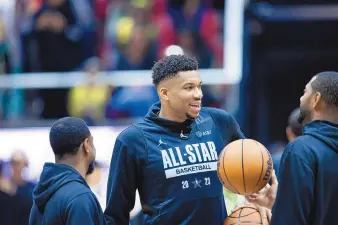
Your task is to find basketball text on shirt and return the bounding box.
[160,141,218,179]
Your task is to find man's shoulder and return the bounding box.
[284,136,318,165]
[287,136,315,152]
[54,182,93,202]
[55,184,99,210]
[201,107,233,123]
[116,123,146,143]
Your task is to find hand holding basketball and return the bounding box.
[245,169,278,209]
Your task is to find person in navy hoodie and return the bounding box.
[29,117,106,225]
[104,55,247,225]
[246,72,338,225]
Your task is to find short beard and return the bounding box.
[185,113,194,120]
[86,161,95,175]
[298,107,312,125]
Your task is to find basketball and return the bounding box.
[217,139,273,195]
[223,205,262,225]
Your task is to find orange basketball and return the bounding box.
[223,205,262,225]
[217,139,273,195]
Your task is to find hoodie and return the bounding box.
[271,120,338,225]
[104,101,245,225]
[29,163,105,225]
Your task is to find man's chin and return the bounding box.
[86,161,95,175]
[298,109,311,125]
[186,112,199,119]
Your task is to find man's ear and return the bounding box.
[159,87,169,101]
[83,138,90,155]
[312,92,322,109]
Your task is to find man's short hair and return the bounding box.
[49,117,91,159]
[151,54,198,87]
[288,108,302,137]
[311,71,338,107]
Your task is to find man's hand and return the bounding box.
[257,204,272,225]
[245,169,278,209]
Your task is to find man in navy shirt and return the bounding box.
[246,72,338,225]
[104,55,247,225]
[29,117,106,225]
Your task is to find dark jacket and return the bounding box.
[271,120,338,225]
[29,163,105,225]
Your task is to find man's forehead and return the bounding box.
[158,70,200,88]
[176,71,201,82]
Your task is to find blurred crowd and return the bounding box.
[0,0,227,123]
[0,151,37,225]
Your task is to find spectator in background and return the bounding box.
[286,108,303,142]
[0,15,9,74]
[0,160,16,225]
[272,108,302,178]
[10,151,36,197]
[176,28,212,68]
[67,57,110,125]
[115,24,157,70]
[10,150,36,225]
[0,15,9,120]
[150,0,176,59]
[31,0,89,119]
[168,0,223,67]
[103,0,175,69]
[105,20,159,119]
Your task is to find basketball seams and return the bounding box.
[238,208,243,224]
[227,207,263,225]
[228,211,260,219]
[220,147,241,194]
[241,139,247,194]
[253,141,265,193]
[217,149,233,192]
[218,139,271,196]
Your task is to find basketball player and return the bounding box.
[104,55,245,225]
[246,72,338,225]
[29,117,106,225]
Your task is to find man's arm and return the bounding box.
[66,193,105,225]
[104,126,146,225]
[270,143,315,225]
[208,108,246,141]
[227,113,245,141]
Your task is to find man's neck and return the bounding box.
[55,157,86,178]
[158,109,186,123]
[313,111,338,124]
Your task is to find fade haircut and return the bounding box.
[151,54,198,87]
[49,117,91,159]
[311,71,338,107]
[288,108,302,137]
